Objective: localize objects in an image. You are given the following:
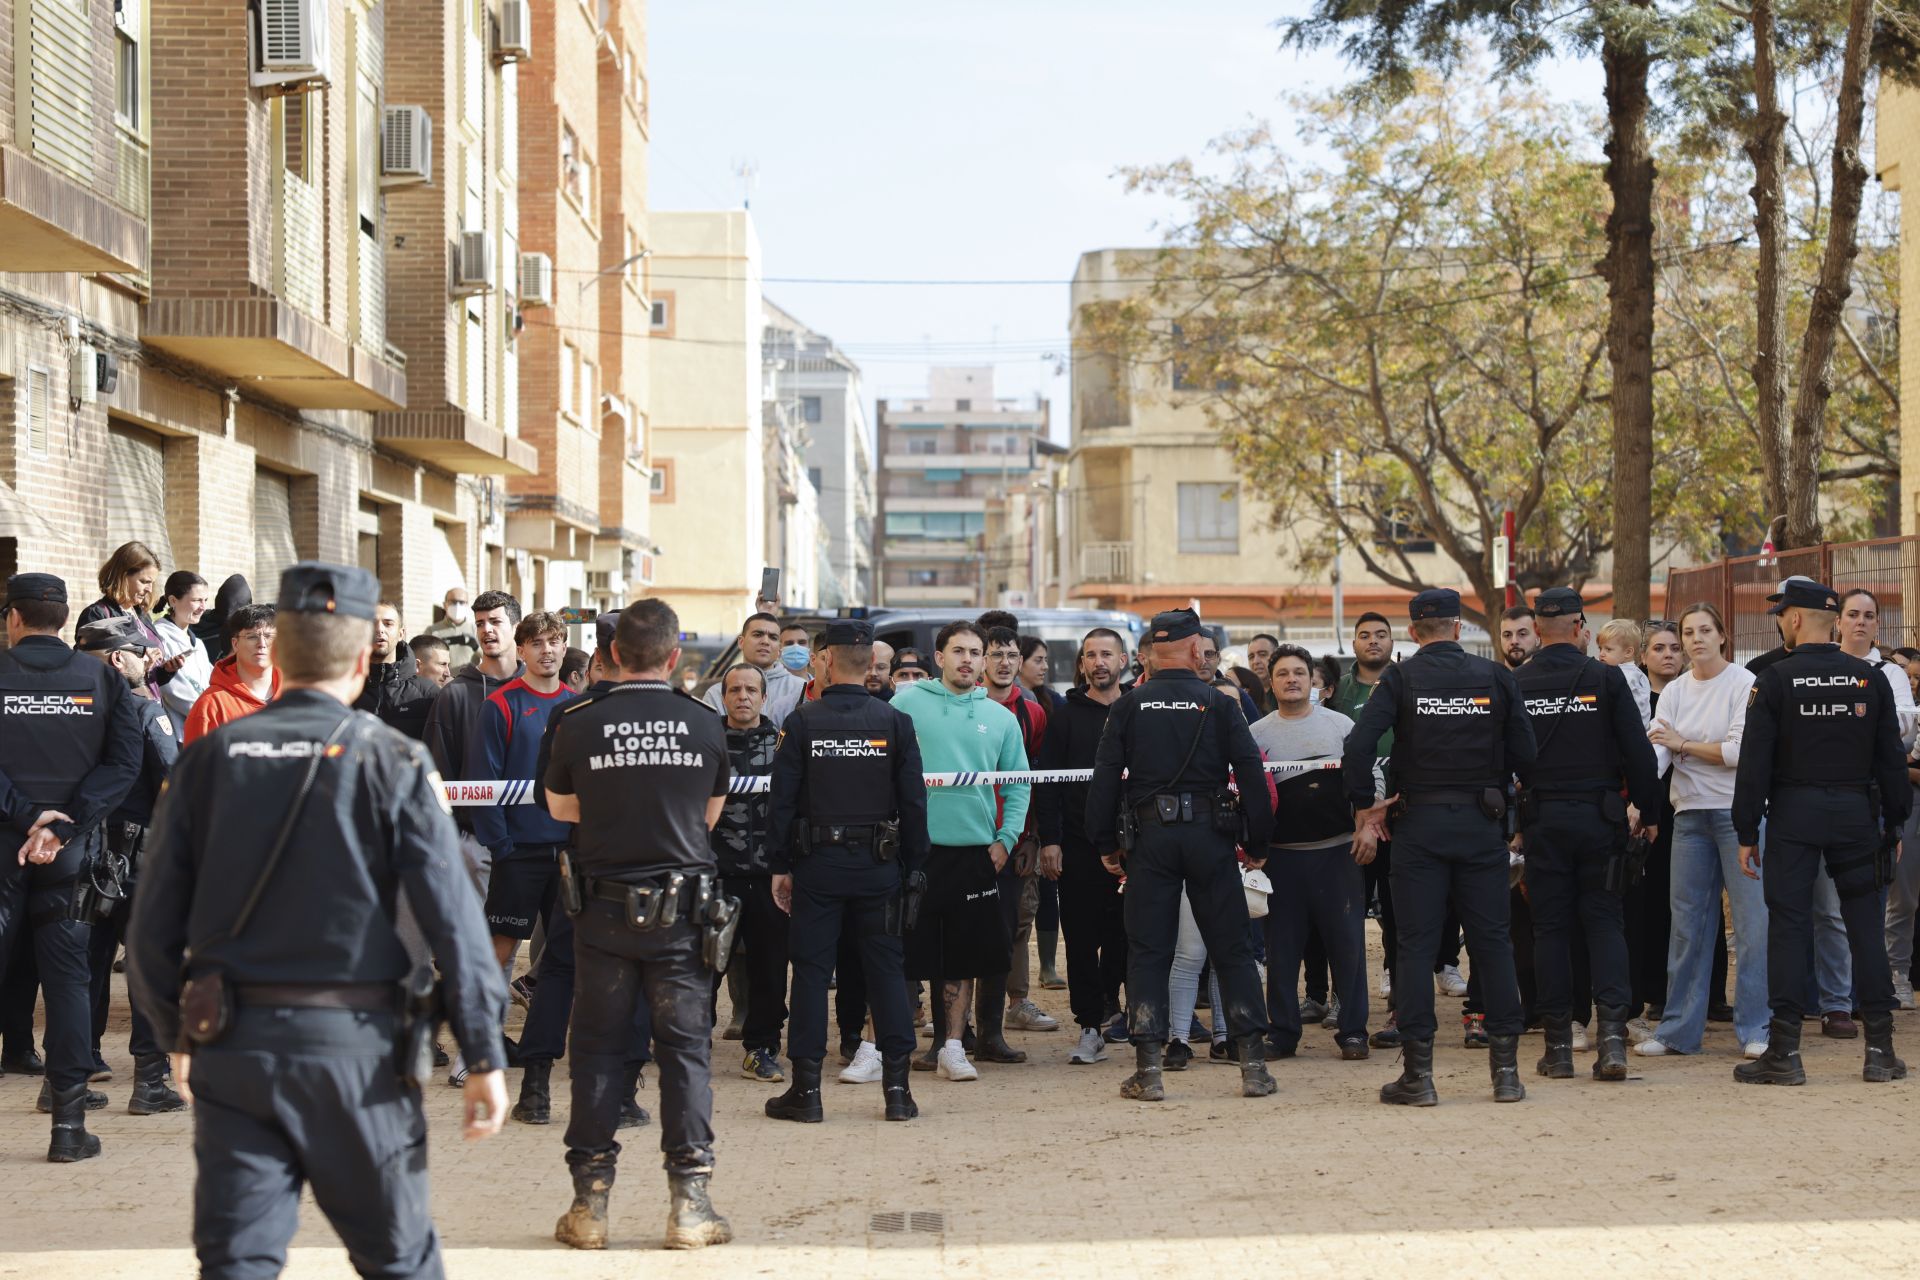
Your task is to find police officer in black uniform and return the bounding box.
[0,573,141,1161]
[542,597,733,1252]
[762,617,929,1124]
[1732,577,1911,1086]
[1344,588,1536,1106]
[1085,608,1277,1102]
[1514,588,1661,1083]
[125,562,509,1277]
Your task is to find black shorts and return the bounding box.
[484,846,562,939]
[905,844,1011,980]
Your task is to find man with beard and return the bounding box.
[1500,607,1541,671]
[1327,613,1404,1045]
[354,602,439,739]
[866,641,895,700]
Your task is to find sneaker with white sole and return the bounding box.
[1743,1041,1769,1059]
[1379,971,1393,999]
[1436,964,1469,997]
[1006,999,1060,1032]
[1627,1017,1657,1045]
[446,1052,468,1087]
[1632,1038,1675,1056]
[1069,1027,1109,1065]
[1570,1022,1589,1051]
[838,1042,883,1084]
[936,1042,979,1081]
[1896,980,1916,1011]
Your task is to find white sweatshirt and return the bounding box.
[1649,662,1754,813]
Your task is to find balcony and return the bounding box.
[1079,542,1134,584]
[374,409,538,475]
[143,298,407,410]
[0,145,146,274]
[885,583,977,606]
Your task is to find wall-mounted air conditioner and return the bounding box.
[249,0,331,92]
[382,105,432,186]
[518,252,553,307]
[494,0,532,63]
[454,230,494,296]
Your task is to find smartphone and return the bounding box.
[558,606,597,626]
[759,567,781,604]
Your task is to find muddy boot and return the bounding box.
[127,1054,186,1115]
[512,1059,552,1124]
[882,1053,917,1121]
[1489,1033,1526,1102]
[47,1083,102,1164]
[1592,1005,1630,1082]
[1863,1011,1907,1083]
[764,1058,823,1122]
[1536,1018,1574,1079]
[1734,1017,1806,1086]
[1238,1033,1276,1097]
[554,1160,613,1250]
[1380,1037,1438,1106]
[664,1172,733,1250]
[973,976,1026,1064]
[1037,927,1064,988]
[618,1061,650,1128]
[1119,1041,1165,1101]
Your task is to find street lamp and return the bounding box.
[577,248,651,298]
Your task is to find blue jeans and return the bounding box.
[1656,808,1770,1051]
[1810,867,1852,1014]
[1168,891,1224,1045]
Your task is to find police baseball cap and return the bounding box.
[1149,608,1203,643]
[1767,577,1842,615]
[596,609,619,653]
[75,616,157,654]
[1764,574,1818,603]
[1409,588,1461,621]
[892,650,931,676]
[1533,587,1585,619]
[4,573,66,608]
[276,562,380,621]
[825,618,873,646]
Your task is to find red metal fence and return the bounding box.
[1665,535,1920,665]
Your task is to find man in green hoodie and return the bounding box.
[892,620,1031,1082]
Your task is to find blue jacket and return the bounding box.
[466,677,575,855]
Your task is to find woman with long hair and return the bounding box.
[77,542,181,699]
[152,570,214,736]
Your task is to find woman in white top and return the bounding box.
[152,570,213,738]
[1635,602,1770,1058]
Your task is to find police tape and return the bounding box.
[438,759,1345,807]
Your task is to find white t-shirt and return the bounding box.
[1649,662,1754,813]
[1866,647,1918,750]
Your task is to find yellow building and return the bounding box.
[1878,81,1920,535]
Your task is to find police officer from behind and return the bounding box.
[125,562,509,1278]
[1086,608,1277,1103]
[1344,588,1536,1106]
[0,573,141,1162]
[1732,578,1911,1086]
[542,598,733,1252]
[763,617,929,1124]
[1514,588,1661,1084]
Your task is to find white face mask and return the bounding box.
[444,602,470,625]
[1308,687,1321,706]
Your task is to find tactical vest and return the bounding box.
[1391,655,1504,791]
[1772,650,1880,786]
[802,694,899,826]
[1516,654,1617,790]
[0,643,117,810]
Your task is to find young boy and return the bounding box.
[1596,618,1653,727]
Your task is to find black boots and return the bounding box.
[882,1053,917,1121]
[1536,1019,1574,1078]
[1863,1012,1907,1083]
[1734,1017,1806,1085]
[973,977,1027,1064]
[512,1059,552,1124]
[47,1083,102,1163]
[128,1053,186,1115]
[1489,1033,1526,1102]
[1592,1005,1630,1082]
[1238,1034,1276,1098]
[765,1058,824,1122]
[37,1079,104,1113]
[1380,1037,1438,1106]
[665,1172,733,1250]
[618,1062,650,1128]
[555,1160,614,1250]
[1119,1041,1165,1101]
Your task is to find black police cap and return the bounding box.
[1408,588,1461,621]
[825,618,873,646]
[1149,608,1202,643]
[1533,587,1585,619]
[4,573,66,608]
[277,561,380,622]
[1767,577,1841,616]
[75,615,157,654]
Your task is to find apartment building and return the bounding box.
[763,300,873,606]
[981,437,1066,609]
[873,366,1048,609]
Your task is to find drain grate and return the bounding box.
[869,1211,945,1234]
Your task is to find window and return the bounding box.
[578,356,596,426]
[115,32,140,131]
[25,368,51,456]
[907,438,937,456]
[808,467,822,491]
[560,342,576,418]
[801,396,822,424]
[956,399,971,411]
[649,459,674,501]
[284,92,317,184]
[649,293,674,335]
[1378,512,1437,556]
[1177,482,1239,554]
[561,122,583,203]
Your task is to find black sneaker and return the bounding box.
[741,1048,785,1083]
[1337,1034,1370,1061]
[1207,1039,1237,1064]
[1264,1037,1296,1060]
[1165,1040,1194,1071]
[1370,1014,1402,1050]
[1103,1014,1130,1044]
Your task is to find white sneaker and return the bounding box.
[838,1041,882,1084]
[1069,1026,1109,1065]
[936,1042,978,1081]
[1896,980,1915,1011]
[1006,999,1060,1032]
[1632,1038,1674,1056]
[1436,965,1468,997]
[1570,1021,1589,1051]
[1743,1041,1769,1059]
[446,1052,468,1087]
[1379,971,1393,999]
[1627,1017,1656,1045]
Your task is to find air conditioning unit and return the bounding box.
[249,0,331,92]
[453,230,494,296]
[494,0,532,63]
[518,252,553,307]
[70,344,97,408]
[381,105,432,186]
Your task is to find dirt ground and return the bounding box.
[4,921,1918,1279]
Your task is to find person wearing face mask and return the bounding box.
[79,543,184,703]
[429,589,479,671]
[703,614,808,728]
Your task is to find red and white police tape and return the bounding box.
[438,759,1343,806]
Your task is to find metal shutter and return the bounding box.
[107,422,173,569]
[253,469,300,591]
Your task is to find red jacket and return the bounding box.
[183,656,281,744]
[990,686,1048,837]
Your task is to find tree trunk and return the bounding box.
[1599,18,1656,621]
[1784,0,1873,549]
[1747,0,1791,527]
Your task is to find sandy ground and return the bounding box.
[4,920,1918,1278]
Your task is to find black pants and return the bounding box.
[1390,803,1523,1043]
[1523,798,1630,1022]
[1624,811,1674,1013]
[519,901,654,1067]
[1303,925,1329,1004]
[89,894,159,1060]
[565,903,713,1178]
[834,925,868,1052]
[2,919,36,1054]
[1122,822,1268,1044]
[787,848,914,1061]
[0,862,92,1093]
[716,875,789,1054]
[1058,837,1126,1030]
[1762,790,1895,1022]
[191,1007,441,1280]
[1263,847,1369,1050]
[1365,838,1397,978]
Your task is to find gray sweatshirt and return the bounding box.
[1249,704,1360,851]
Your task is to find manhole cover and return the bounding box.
[869,1211,944,1234]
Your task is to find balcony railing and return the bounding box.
[1080,542,1132,583]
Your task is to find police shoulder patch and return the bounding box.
[1748,686,1759,708]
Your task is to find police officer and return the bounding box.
[762,617,928,1123]
[1344,588,1536,1106]
[542,598,733,1252]
[1513,588,1661,1083]
[1085,607,1277,1102]
[0,573,141,1161]
[125,562,509,1276]
[1732,577,1911,1086]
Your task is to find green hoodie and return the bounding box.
[892,678,1030,849]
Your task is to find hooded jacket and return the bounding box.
[891,678,1029,849]
[355,639,440,740]
[194,575,251,667]
[710,716,780,876]
[183,654,281,745]
[1032,685,1120,846]
[422,659,525,833]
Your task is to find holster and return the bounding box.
[1481,786,1508,825]
[1606,834,1652,894]
[1876,826,1901,889]
[874,822,901,864]
[557,849,585,917]
[397,964,442,1090]
[1517,791,1540,828]
[893,869,928,936]
[701,876,742,973]
[68,844,132,925]
[1115,804,1136,852]
[1210,787,1244,840]
[179,970,234,1049]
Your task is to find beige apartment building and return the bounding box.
[1877,83,1920,534]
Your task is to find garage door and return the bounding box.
[107,422,174,569]
[253,469,300,593]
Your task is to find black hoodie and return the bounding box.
[354,638,441,740]
[194,574,251,666]
[422,659,525,832]
[1032,685,1121,846]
